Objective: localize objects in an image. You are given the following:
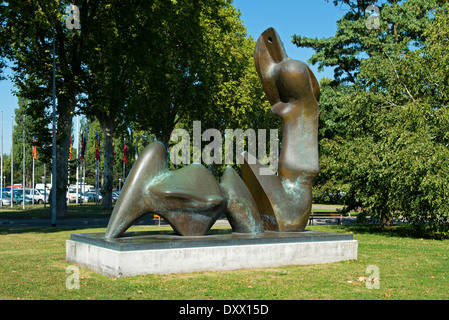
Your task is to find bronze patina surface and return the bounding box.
[104,27,320,239]
[242,27,320,232]
[105,143,225,238]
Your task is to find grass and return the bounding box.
[1,217,448,300]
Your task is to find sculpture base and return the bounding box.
[66,229,357,278]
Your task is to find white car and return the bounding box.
[67,189,81,203]
[0,193,15,205]
[36,189,49,203]
[67,189,93,203]
[25,188,48,204]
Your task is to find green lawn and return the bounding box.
[0,221,448,300]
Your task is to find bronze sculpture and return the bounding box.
[242,27,320,232]
[104,27,320,239]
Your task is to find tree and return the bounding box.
[127,0,277,179]
[2,0,279,212]
[79,0,262,208]
[293,0,442,84]
[311,78,352,204]
[308,1,449,238]
[2,0,146,211]
[1,1,88,216]
[78,0,148,208]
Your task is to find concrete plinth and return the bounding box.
[66,229,357,278]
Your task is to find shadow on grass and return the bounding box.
[0,203,112,235]
[0,226,106,236]
[0,211,171,236]
[0,203,113,219]
[0,219,173,235]
[2,205,445,241]
[335,223,447,240]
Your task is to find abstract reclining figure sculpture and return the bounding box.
[104,27,320,239]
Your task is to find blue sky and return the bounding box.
[233,0,345,74]
[0,0,345,155]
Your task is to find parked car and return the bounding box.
[86,191,102,202]
[80,192,95,203]
[0,193,15,206]
[67,189,82,203]
[24,188,48,204]
[66,189,96,203]
[10,190,33,205]
[112,191,120,202]
[36,189,49,203]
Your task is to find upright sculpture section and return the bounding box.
[104,27,320,239]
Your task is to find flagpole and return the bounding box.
[51,27,57,227]
[79,130,84,205]
[22,115,25,210]
[96,160,98,206]
[76,116,79,205]
[32,134,36,205]
[1,111,3,210]
[43,163,46,208]
[95,131,100,205]
[32,143,35,205]
[0,110,3,210]
[83,159,85,196]
[82,130,86,198]
[95,130,97,206]
[11,116,13,208]
[95,159,97,205]
[67,155,69,205]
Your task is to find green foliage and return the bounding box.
[127,0,274,144]
[1,0,270,208]
[305,1,449,238]
[293,0,441,84]
[123,0,276,178]
[1,0,87,215]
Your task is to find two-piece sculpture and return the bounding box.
[104,27,320,239]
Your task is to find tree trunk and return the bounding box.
[380,211,394,227]
[159,129,172,151]
[55,95,75,217]
[99,114,115,209]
